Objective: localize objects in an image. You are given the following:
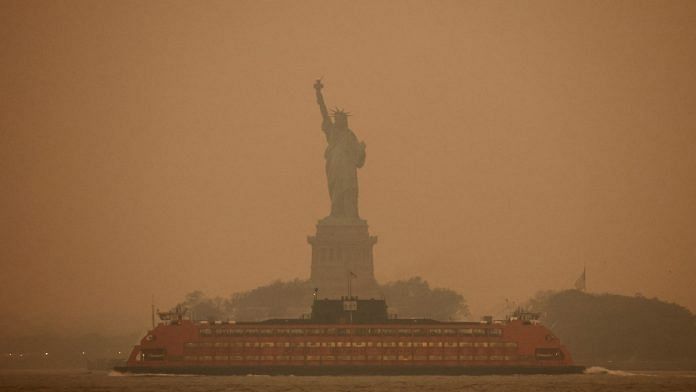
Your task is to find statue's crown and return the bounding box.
[331,107,351,117]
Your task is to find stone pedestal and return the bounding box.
[308,218,380,299]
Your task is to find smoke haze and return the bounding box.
[1,0,695,337]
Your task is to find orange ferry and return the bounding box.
[115,297,583,375]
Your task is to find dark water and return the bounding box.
[1,368,696,392]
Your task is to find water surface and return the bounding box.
[1,368,695,392]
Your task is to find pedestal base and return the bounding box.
[308,219,380,299]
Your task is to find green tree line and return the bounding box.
[174,277,469,322]
[528,290,696,367]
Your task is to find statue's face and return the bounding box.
[334,115,348,130]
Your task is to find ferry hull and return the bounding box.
[124,302,582,376]
[114,365,585,376]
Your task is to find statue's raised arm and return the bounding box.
[314,79,332,131]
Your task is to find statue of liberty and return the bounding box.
[314,79,366,221]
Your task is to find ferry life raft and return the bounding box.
[115,298,585,375]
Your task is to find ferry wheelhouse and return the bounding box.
[116,298,583,375]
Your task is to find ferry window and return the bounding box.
[245,355,259,360]
[443,329,457,336]
[414,341,428,347]
[504,355,517,361]
[444,342,457,348]
[259,329,273,336]
[244,329,258,335]
[535,348,564,360]
[474,355,488,361]
[459,355,473,361]
[428,329,442,336]
[260,342,274,347]
[231,355,244,360]
[142,349,166,361]
[473,328,486,336]
[214,355,228,361]
[244,342,260,347]
[291,355,304,361]
[412,329,426,336]
[383,355,397,360]
[504,342,518,348]
[230,329,244,335]
[321,355,336,361]
[490,355,504,360]
[200,355,213,361]
[338,355,351,360]
[414,355,427,360]
[381,329,397,336]
[232,342,244,347]
[326,328,337,335]
[290,329,305,335]
[214,342,228,347]
[398,355,412,361]
[353,342,366,347]
[474,342,488,347]
[201,342,213,348]
[307,328,325,335]
[489,342,505,348]
[199,328,212,337]
[261,356,274,361]
[444,355,458,360]
[367,328,380,335]
[398,342,411,347]
[459,342,473,347]
[355,328,368,336]
[427,342,442,347]
[458,328,473,336]
[428,355,442,360]
[397,329,411,336]
[276,355,290,360]
[337,328,350,336]
[383,342,397,347]
[488,328,502,336]
[275,329,289,335]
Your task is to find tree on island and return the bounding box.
[174,277,469,322]
[381,277,469,320]
[527,289,696,367]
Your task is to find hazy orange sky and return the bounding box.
[2,0,695,337]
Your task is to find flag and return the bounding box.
[574,267,586,291]
[349,270,357,278]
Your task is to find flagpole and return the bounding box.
[348,271,352,299]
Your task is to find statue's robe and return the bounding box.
[323,119,365,219]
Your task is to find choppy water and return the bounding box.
[1,368,696,391]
